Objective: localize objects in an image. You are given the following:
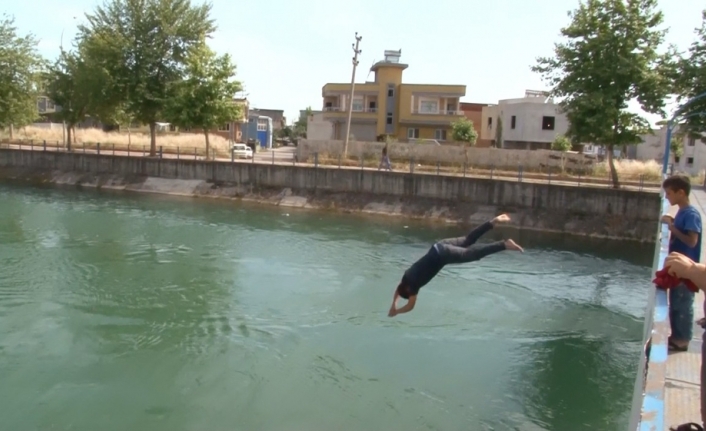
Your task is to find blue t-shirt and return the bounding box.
[669,205,703,263]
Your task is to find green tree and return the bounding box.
[674,11,706,141]
[532,0,674,188]
[0,14,46,139]
[671,131,684,160]
[451,117,479,165]
[46,50,91,150]
[167,46,242,159]
[494,116,503,148]
[552,134,572,173]
[451,117,478,144]
[78,0,215,156]
[294,106,312,138]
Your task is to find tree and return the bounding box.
[46,50,92,150]
[78,0,216,156]
[293,107,312,138]
[674,11,706,141]
[0,14,46,139]
[532,0,674,188]
[494,116,503,148]
[166,46,242,159]
[671,131,684,161]
[451,117,479,165]
[552,134,572,173]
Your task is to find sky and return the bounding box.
[5,0,706,126]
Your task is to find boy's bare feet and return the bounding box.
[504,239,524,252]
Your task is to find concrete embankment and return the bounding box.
[0,148,661,241]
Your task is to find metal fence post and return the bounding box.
[338,153,342,169]
[194,147,197,160]
[518,165,523,182]
[159,146,163,159]
[83,142,86,153]
[548,171,551,184]
[142,145,145,157]
[113,143,115,156]
[639,174,644,191]
[43,140,46,152]
[315,152,319,168]
[127,144,130,156]
[409,157,415,174]
[463,162,467,178]
[490,165,494,180]
[97,142,101,156]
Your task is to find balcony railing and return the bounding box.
[412,108,463,115]
[323,106,377,113]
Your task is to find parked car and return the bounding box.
[232,143,253,159]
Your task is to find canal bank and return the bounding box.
[0,148,661,241]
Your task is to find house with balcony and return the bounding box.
[481,90,569,150]
[318,49,466,142]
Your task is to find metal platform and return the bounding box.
[634,189,705,431]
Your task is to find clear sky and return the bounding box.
[5,0,705,125]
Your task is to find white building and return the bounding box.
[305,110,334,141]
[632,126,706,176]
[480,90,570,150]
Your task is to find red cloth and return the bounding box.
[653,267,699,293]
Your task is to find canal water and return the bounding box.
[0,184,652,431]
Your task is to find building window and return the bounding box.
[511,116,516,129]
[435,129,447,141]
[351,97,364,112]
[687,157,694,165]
[369,101,376,110]
[219,123,230,131]
[46,99,55,110]
[388,87,394,97]
[257,119,267,131]
[487,117,493,128]
[418,98,439,114]
[407,128,420,139]
[386,113,393,125]
[542,116,555,130]
[689,137,696,146]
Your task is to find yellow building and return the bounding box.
[320,50,466,142]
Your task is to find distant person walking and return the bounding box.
[379,145,392,171]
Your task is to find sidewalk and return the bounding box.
[664,189,706,429]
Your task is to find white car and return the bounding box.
[232,143,253,159]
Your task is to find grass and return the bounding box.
[1,126,233,157]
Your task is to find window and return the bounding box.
[487,117,493,127]
[386,113,393,125]
[418,98,439,114]
[257,119,268,131]
[369,101,377,111]
[407,128,420,139]
[542,116,555,130]
[388,88,394,97]
[46,99,55,110]
[435,129,447,141]
[351,97,364,112]
[219,123,230,131]
[511,115,516,129]
[689,137,696,146]
[687,157,694,165]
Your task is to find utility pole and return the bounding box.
[343,32,362,158]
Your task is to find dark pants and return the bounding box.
[434,221,506,264]
[669,282,695,342]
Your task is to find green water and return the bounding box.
[0,184,652,431]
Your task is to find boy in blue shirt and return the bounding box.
[662,175,703,352]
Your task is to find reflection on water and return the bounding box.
[0,184,652,430]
